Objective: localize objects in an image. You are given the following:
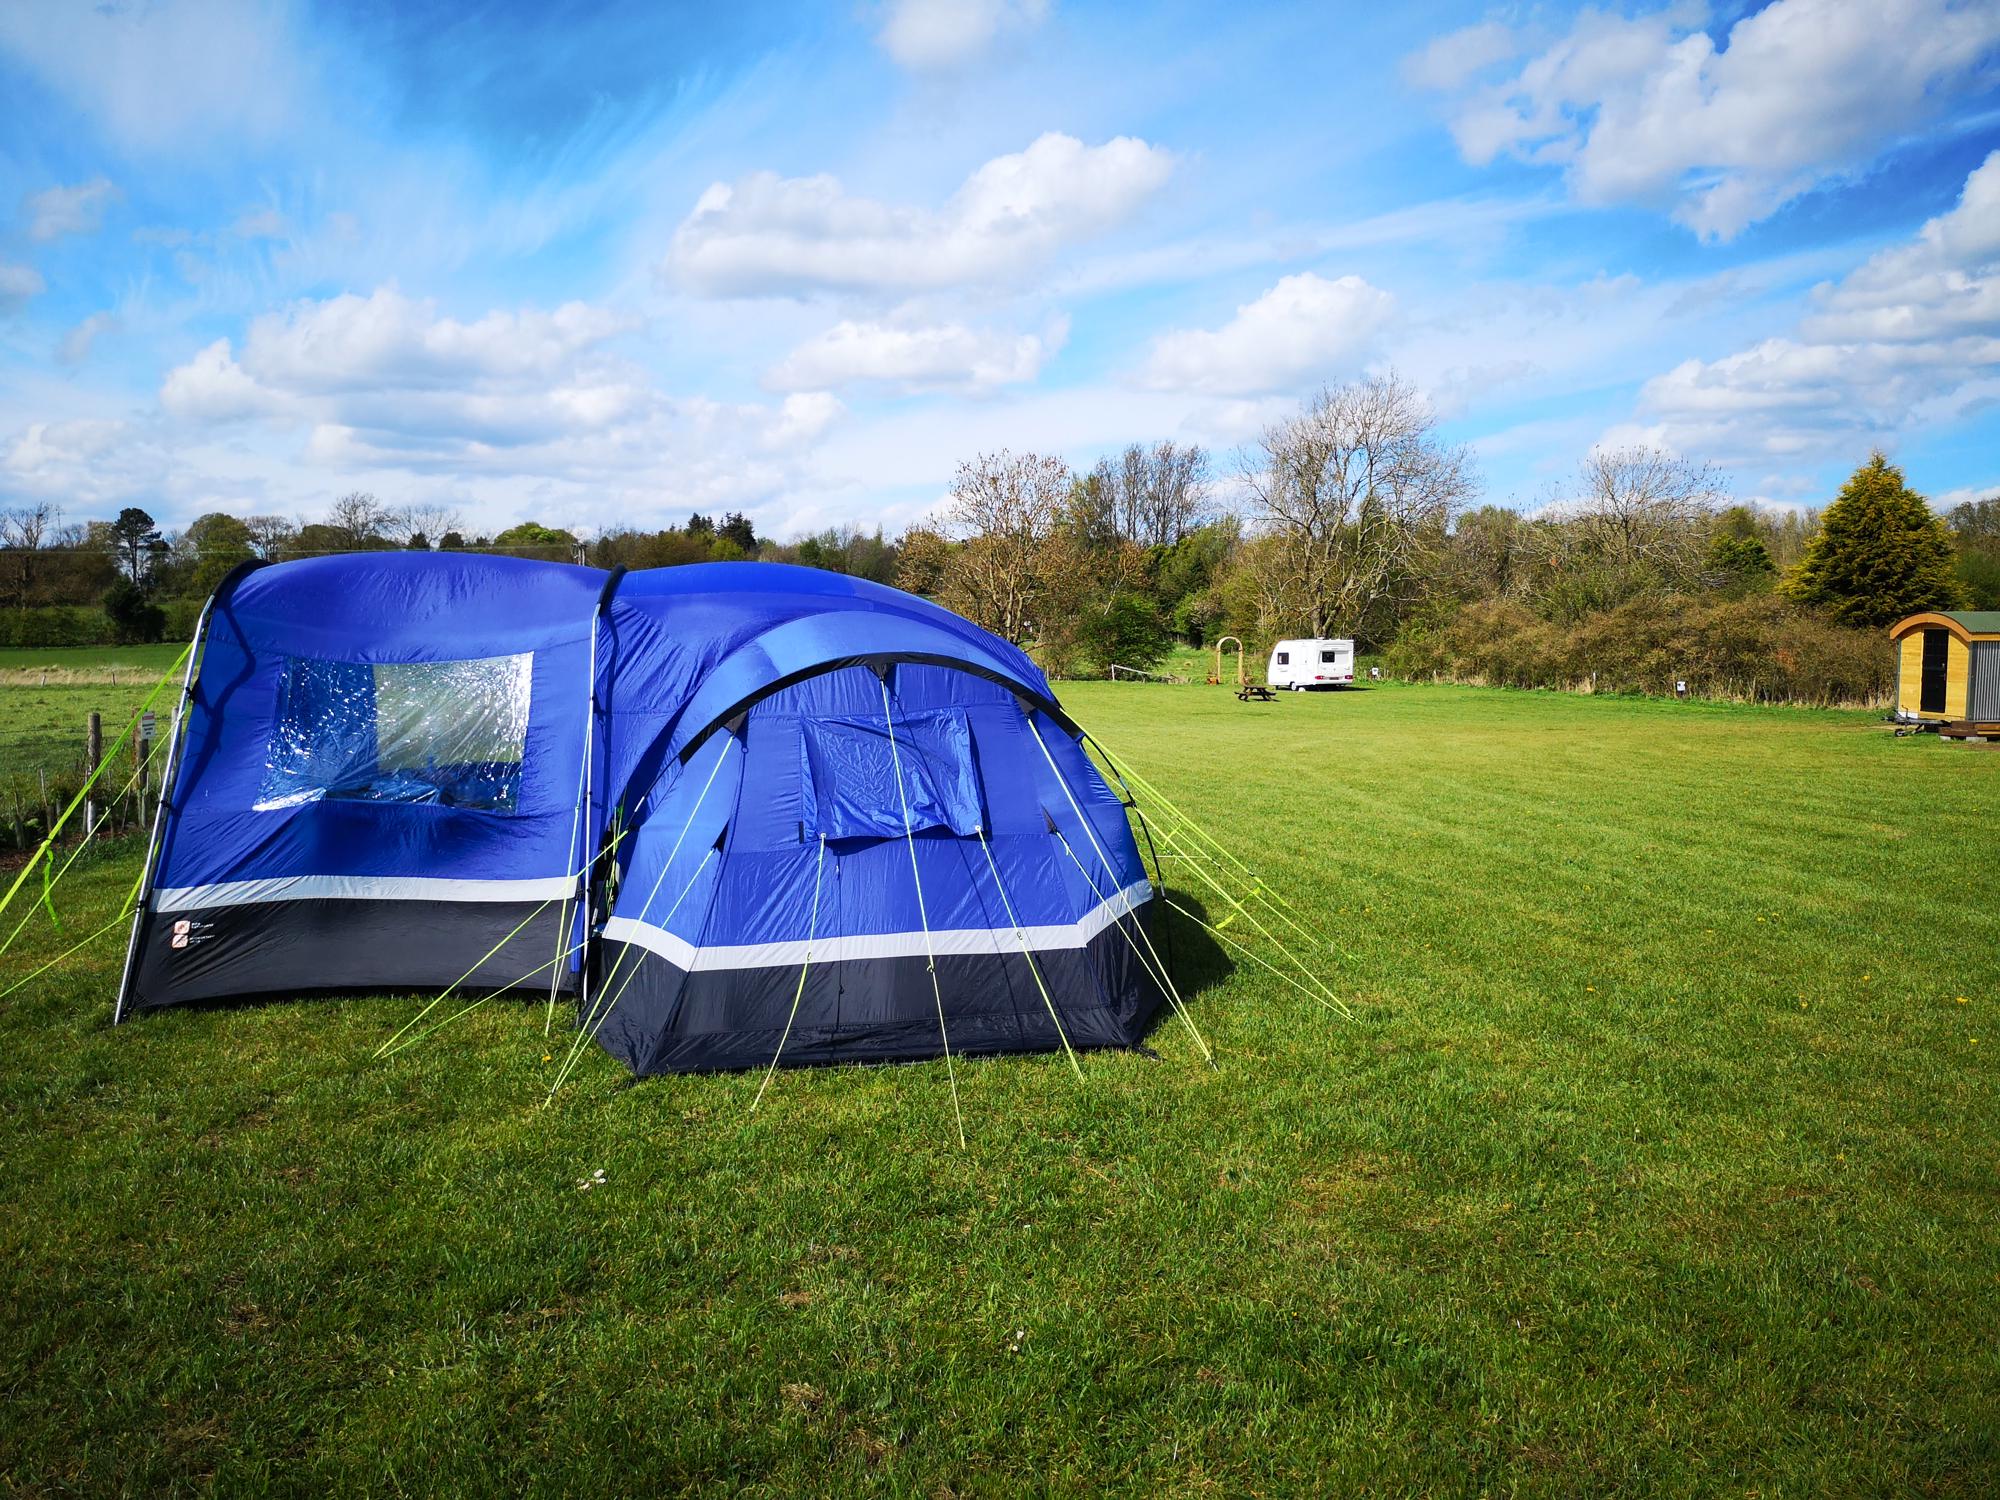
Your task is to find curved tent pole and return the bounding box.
[113,559,266,1026]
[673,651,1080,768]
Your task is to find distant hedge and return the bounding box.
[0,608,115,648]
[1385,595,1894,708]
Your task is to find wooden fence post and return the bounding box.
[85,711,103,838]
[134,721,152,829]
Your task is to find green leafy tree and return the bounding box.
[1704,532,1775,597]
[491,521,579,558]
[1782,454,1964,627]
[103,575,166,643]
[181,512,257,598]
[109,507,161,581]
[1080,592,1172,673]
[1949,495,2000,608]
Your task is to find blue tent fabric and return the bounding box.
[123,555,1169,1075]
[127,553,608,1010]
[800,708,982,840]
[591,657,1161,1074]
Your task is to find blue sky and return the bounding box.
[2,0,1997,541]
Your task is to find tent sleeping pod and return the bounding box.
[119,552,610,1017]
[586,564,1167,1075]
[115,555,1170,1076]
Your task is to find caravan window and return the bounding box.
[1320,649,1338,663]
[1275,651,1290,665]
[257,653,534,813]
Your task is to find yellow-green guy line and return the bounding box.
[750,832,828,1113]
[880,675,966,1150]
[1047,820,1208,1064]
[548,843,717,1100]
[371,896,563,1059]
[974,823,1084,1083]
[3,747,154,955]
[1084,731,1334,948]
[1026,715,1212,1065]
[379,932,592,1059]
[0,647,189,930]
[0,911,130,1003]
[1142,814,1348,1014]
[569,738,735,1065]
[1164,896,1354,1020]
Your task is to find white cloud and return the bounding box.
[665,132,1174,296]
[25,178,118,241]
[1401,20,1519,92]
[161,338,287,422]
[877,0,1049,69]
[0,261,45,313]
[1142,272,1394,395]
[229,286,632,393]
[764,391,846,449]
[137,285,849,531]
[4,418,130,474]
[767,315,1063,392]
[0,0,313,151]
[1,417,157,509]
[1619,151,2000,459]
[1414,0,2000,239]
[57,312,119,366]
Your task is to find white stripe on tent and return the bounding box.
[152,873,578,913]
[602,878,1152,973]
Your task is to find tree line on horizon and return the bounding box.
[2,373,1991,704]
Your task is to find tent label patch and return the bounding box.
[169,917,218,952]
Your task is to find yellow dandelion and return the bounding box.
[1956,996,1969,1005]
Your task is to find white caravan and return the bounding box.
[1267,638,1355,690]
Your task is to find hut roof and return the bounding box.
[1889,611,2000,641]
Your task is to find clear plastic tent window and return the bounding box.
[256,653,534,813]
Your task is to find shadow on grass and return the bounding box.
[1141,886,1233,1046]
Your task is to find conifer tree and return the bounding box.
[1782,453,1964,627]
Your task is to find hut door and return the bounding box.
[1919,629,1949,714]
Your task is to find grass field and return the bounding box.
[3,678,1996,1495]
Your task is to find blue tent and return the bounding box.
[118,555,1169,1075]
[119,553,611,1015]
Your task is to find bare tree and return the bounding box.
[1512,448,1727,618]
[1240,374,1476,639]
[935,450,1074,643]
[1560,447,1724,577]
[324,491,393,550]
[0,501,59,608]
[243,515,299,560]
[391,501,463,549]
[1091,441,1212,548]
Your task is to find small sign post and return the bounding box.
[136,712,158,821]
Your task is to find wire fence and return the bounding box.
[1,721,163,853]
